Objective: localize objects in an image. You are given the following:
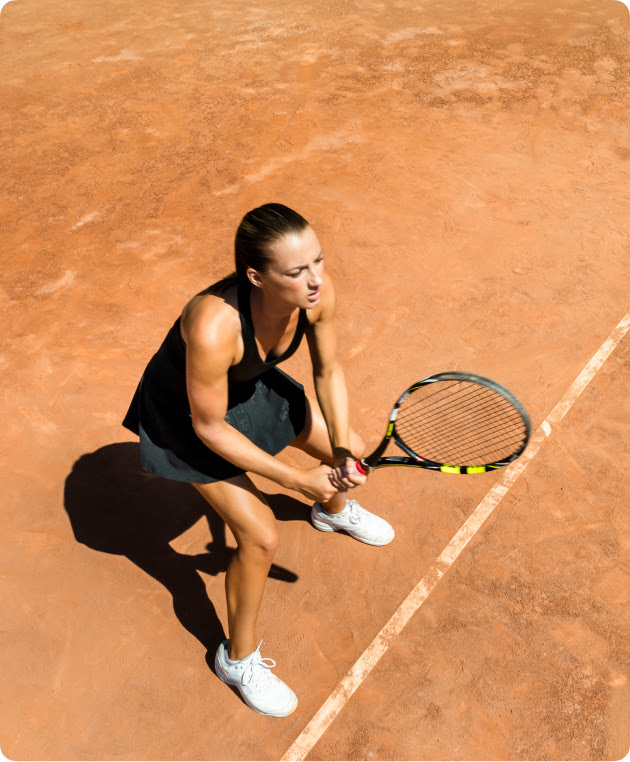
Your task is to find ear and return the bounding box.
[246,268,264,288]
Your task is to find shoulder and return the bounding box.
[181,285,241,352]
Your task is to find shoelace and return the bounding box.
[347,500,362,525]
[241,642,276,692]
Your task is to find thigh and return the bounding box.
[290,393,365,463]
[192,474,277,548]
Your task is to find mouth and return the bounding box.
[307,289,321,302]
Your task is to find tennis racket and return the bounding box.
[356,372,530,475]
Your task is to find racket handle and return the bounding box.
[355,460,368,475]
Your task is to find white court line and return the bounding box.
[282,308,630,762]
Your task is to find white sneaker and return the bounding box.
[214,640,298,717]
[311,499,395,546]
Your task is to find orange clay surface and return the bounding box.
[1,0,629,759]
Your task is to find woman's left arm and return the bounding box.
[306,273,366,489]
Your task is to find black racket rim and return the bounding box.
[362,372,531,474]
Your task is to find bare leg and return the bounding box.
[290,394,366,514]
[321,490,348,514]
[193,475,278,661]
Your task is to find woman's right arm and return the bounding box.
[184,300,337,503]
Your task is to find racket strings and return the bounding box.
[400,389,518,439]
[402,383,504,421]
[398,413,525,458]
[400,396,521,436]
[398,420,526,462]
[398,409,524,453]
[399,421,526,462]
[404,427,525,464]
[398,382,513,427]
[395,381,528,465]
[398,422,524,464]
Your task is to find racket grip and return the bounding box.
[355,460,368,475]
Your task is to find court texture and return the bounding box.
[1,0,629,759]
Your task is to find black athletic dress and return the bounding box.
[122,279,308,483]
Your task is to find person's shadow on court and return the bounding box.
[63,442,306,660]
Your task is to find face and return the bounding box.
[248,225,324,309]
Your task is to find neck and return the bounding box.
[249,284,297,326]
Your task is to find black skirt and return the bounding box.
[123,366,307,484]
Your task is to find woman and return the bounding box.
[123,203,394,717]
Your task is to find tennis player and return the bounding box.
[123,203,394,717]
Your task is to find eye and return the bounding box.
[287,271,302,278]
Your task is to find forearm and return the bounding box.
[313,363,351,454]
[193,419,300,489]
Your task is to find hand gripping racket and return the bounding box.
[355,372,530,475]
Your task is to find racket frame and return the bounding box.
[356,372,531,475]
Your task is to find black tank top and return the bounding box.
[122,278,310,469]
[148,278,309,389]
[230,279,309,382]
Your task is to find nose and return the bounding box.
[307,264,322,289]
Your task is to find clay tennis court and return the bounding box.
[2,0,629,759]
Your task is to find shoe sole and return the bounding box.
[311,514,395,546]
[310,516,336,532]
[214,655,298,718]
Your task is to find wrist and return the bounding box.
[281,464,304,492]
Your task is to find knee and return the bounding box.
[240,523,279,561]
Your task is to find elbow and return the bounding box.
[314,362,344,384]
[191,417,225,447]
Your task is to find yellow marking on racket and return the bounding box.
[466,466,487,474]
[386,422,394,436]
[440,464,461,474]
